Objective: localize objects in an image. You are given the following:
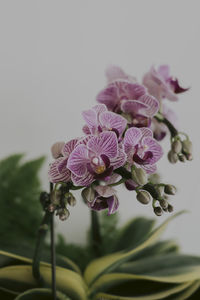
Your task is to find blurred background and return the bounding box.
[0,0,199,254]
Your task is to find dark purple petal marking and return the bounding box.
[133,151,153,165]
[100,154,110,168]
[95,166,114,180]
[169,78,189,94]
[125,179,138,191]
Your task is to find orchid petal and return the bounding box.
[107,195,119,215]
[138,94,159,117]
[71,172,94,186]
[142,137,163,164]
[99,111,127,137]
[62,139,78,157]
[124,127,142,154]
[87,131,118,159]
[51,142,65,159]
[95,185,116,198]
[121,100,149,116]
[96,85,118,111]
[67,145,89,177]
[48,158,71,183]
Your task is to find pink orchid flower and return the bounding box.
[67,131,126,186]
[124,127,163,174]
[143,65,189,102]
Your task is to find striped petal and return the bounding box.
[67,145,89,177]
[138,94,159,117]
[87,131,118,159]
[48,158,71,183]
[99,111,127,137]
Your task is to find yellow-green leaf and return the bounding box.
[0,264,87,300]
[84,211,185,286]
[15,288,70,300]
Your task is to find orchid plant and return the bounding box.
[0,65,197,300]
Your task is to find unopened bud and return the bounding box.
[159,199,168,209]
[164,184,176,195]
[57,208,70,221]
[154,206,163,216]
[136,190,152,205]
[156,186,164,197]
[51,142,65,159]
[186,153,193,161]
[168,204,174,213]
[131,167,147,186]
[182,140,193,155]
[82,187,95,204]
[171,140,182,154]
[48,204,56,212]
[65,192,76,206]
[168,150,178,164]
[178,154,186,162]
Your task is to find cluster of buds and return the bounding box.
[168,135,193,164]
[40,184,76,221]
[135,183,176,216]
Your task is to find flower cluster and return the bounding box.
[48,65,191,218]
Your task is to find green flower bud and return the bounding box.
[182,140,193,154]
[65,192,76,206]
[168,150,178,164]
[57,208,70,221]
[186,153,193,161]
[168,204,174,213]
[156,185,164,197]
[48,204,56,213]
[81,187,95,204]
[159,199,168,209]
[164,184,176,195]
[178,153,186,162]
[131,167,147,186]
[171,140,182,154]
[154,206,163,216]
[136,190,152,205]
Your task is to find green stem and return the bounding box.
[91,210,102,257]
[50,183,56,300]
[108,178,126,187]
[32,210,51,283]
[154,112,178,138]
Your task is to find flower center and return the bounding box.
[95,165,106,174]
[91,156,106,174]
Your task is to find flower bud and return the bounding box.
[171,140,182,154]
[154,206,163,216]
[51,142,65,159]
[168,150,178,164]
[182,140,193,154]
[156,186,164,198]
[131,167,147,186]
[136,190,152,205]
[57,208,70,221]
[168,204,174,213]
[81,187,95,204]
[48,204,56,213]
[164,184,176,195]
[159,199,168,209]
[178,154,186,162]
[186,153,193,161]
[65,192,76,206]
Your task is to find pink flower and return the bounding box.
[67,131,126,186]
[97,66,159,127]
[48,139,78,183]
[82,104,127,138]
[143,65,189,102]
[88,185,119,215]
[123,127,163,173]
[105,65,136,84]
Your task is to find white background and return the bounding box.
[0,0,199,254]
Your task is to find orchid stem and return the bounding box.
[50,182,57,300]
[32,207,51,285]
[91,210,102,257]
[155,113,178,138]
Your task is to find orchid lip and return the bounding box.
[100,154,110,168]
[133,151,153,165]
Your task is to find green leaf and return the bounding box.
[15,288,70,300]
[116,254,200,281]
[163,280,200,299]
[129,240,179,262]
[0,265,87,300]
[84,211,185,287]
[92,277,191,299]
[112,217,155,252]
[0,250,81,274]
